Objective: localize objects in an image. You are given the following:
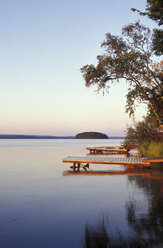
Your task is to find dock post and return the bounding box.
[73,162,76,171]
[77,163,80,171]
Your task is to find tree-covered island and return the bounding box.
[75,132,108,139]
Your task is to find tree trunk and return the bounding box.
[148,101,163,134]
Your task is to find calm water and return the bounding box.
[0,139,162,248]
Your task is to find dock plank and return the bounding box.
[63,156,151,170]
[142,158,163,163]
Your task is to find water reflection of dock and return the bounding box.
[63,169,152,177]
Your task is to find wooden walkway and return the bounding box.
[87,146,129,154]
[63,156,153,171]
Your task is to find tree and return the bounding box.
[80,21,163,134]
[124,113,162,146]
[131,0,163,55]
[131,0,163,25]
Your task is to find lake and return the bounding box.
[0,139,162,248]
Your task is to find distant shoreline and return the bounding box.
[0,135,125,139]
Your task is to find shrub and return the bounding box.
[139,142,163,157]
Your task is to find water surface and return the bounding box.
[0,139,162,247]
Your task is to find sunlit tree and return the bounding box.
[81,21,163,133]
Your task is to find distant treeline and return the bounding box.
[0,135,74,139]
[0,134,125,139]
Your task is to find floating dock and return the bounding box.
[86,146,129,154]
[63,156,153,171]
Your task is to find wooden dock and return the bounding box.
[63,156,152,171]
[87,146,129,154]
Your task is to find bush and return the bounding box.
[139,142,163,157]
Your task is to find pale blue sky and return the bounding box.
[0,0,156,136]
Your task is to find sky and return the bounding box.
[0,0,157,136]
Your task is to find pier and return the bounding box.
[87,146,129,154]
[63,156,153,171]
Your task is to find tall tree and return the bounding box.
[81,21,163,133]
[131,0,163,55]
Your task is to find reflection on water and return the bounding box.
[83,172,163,248]
[0,139,162,248]
[63,168,152,177]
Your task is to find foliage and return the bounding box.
[124,112,162,146]
[131,0,163,55]
[81,21,163,133]
[139,141,163,157]
[124,112,163,157]
[131,0,163,25]
[152,28,163,56]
